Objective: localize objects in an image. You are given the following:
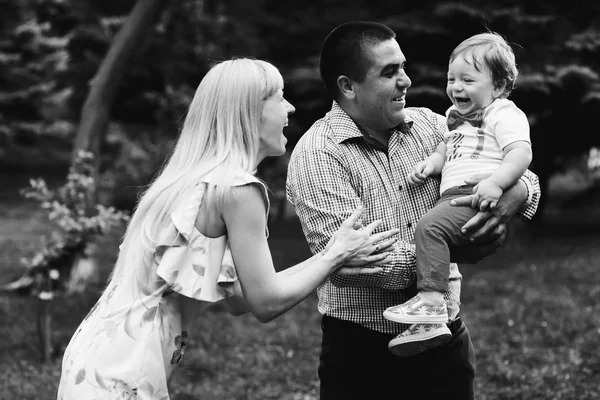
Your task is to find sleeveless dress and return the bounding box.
[57,171,269,400]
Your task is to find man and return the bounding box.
[286,21,540,399]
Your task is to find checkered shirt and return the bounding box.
[286,101,540,334]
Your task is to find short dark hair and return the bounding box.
[319,21,396,100]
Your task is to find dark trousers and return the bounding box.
[318,315,476,400]
[415,186,488,293]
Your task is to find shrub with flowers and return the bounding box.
[589,147,600,172]
[20,150,130,300]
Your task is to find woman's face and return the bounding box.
[258,88,295,160]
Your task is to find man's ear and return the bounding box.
[337,75,356,100]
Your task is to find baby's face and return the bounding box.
[446,54,502,115]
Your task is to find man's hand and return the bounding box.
[450,174,527,241]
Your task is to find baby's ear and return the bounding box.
[493,80,507,98]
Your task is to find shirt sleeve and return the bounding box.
[286,144,417,290]
[517,169,541,220]
[489,101,531,149]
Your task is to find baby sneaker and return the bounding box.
[388,323,452,357]
[383,294,448,324]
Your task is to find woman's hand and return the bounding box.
[322,207,399,272]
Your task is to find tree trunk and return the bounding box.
[69,0,167,291]
[36,271,54,363]
[72,0,168,171]
[37,296,52,362]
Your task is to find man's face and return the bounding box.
[352,39,412,132]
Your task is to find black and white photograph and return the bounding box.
[1,1,599,399]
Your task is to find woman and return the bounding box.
[57,58,398,400]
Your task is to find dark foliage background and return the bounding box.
[2,0,600,214]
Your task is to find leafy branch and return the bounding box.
[20,150,129,298]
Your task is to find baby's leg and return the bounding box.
[414,193,477,295]
[383,189,479,354]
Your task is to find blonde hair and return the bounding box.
[450,31,519,98]
[109,58,283,283]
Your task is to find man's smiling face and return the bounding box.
[352,39,412,131]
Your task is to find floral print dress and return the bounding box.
[57,171,269,400]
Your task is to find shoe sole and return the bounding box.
[388,330,452,357]
[382,309,449,324]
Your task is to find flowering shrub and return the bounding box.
[589,147,600,172]
[20,150,130,299]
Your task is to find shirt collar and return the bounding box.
[327,101,414,146]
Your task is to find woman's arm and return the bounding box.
[219,280,250,316]
[218,253,329,317]
[222,185,396,322]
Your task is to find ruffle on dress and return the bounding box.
[154,173,269,302]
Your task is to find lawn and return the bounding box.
[0,172,599,400]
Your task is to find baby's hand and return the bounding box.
[408,161,434,186]
[472,179,503,211]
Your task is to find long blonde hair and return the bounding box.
[110,58,283,282]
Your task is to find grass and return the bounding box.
[461,219,600,399]
[1,171,599,399]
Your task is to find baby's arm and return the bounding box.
[408,141,447,185]
[475,141,533,210]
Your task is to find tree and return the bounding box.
[2,0,599,219]
[0,0,74,169]
[66,0,167,292]
[513,66,600,216]
[72,0,167,175]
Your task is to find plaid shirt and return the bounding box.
[286,101,540,334]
